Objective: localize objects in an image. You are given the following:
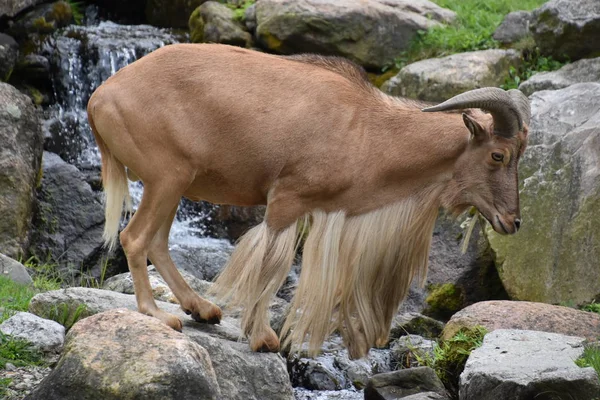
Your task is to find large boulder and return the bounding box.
[492,11,533,45]
[486,83,600,304]
[0,33,18,81]
[27,288,294,399]
[189,1,252,47]
[0,0,47,18]
[27,152,122,281]
[460,329,600,400]
[382,49,521,102]
[0,82,43,259]
[26,309,222,400]
[0,312,65,353]
[364,367,448,400]
[255,0,456,69]
[519,57,600,96]
[0,253,32,285]
[530,0,600,61]
[146,0,206,28]
[442,301,600,341]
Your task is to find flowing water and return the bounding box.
[41,13,218,247]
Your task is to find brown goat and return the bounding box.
[87,43,530,359]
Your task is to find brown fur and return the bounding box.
[88,44,528,358]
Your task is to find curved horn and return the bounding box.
[421,87,530,138]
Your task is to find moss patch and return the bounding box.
[425,283,465,320]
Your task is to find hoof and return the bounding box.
[182,303,222,325]
[250,327,280,353]
[143,309,182,331]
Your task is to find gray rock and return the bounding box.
[0,33,18,81]
[255,0,456,69]
[390,313,445,341]
[364,367,447,399]
[0,312,65,353]
[0,82,43,259]
[492,11,532,45]
[289,345,392,391]
[0,0,47,18]
[390,335,435,370]
[383,49,521,102]
[530,0,600,61]
[244,3,256,32]
[0,253,32,285]
[26,309,222,400]
[294,388,363,399]
[519,57,600,96]
[402,393,449,400]
[8,2,74,40]
[189,1,252,47]
[486,83,600,304]
[169,238,233,282]
[14,54,51,84]
[460,329,600,400]
[27,152,115,282]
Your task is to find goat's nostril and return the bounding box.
[514,218,521,230]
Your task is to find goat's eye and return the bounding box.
[491,152,504,162]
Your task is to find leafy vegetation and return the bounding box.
[0,332,45,369]
[580,301,600,314]
[412,326,487,398]
[575,343,600,380]
[224,0,255,22]
[65,0,85,25]
[502,41,565,89]
[46,303,89,331]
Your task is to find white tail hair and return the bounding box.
[212,192,441,358]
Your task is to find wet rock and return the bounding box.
[442,301,600,341]
[382,49,521,102]
[0,82,43,259]
[0,253,32,285]
[486,83,600,304]
[0,312,65,353]
[255,0,456,69]
[14,54,51,85]
[364,367,447,399]
[460,329,600,400]
[492,11,532,45]
[8,1,74,40]
[0,0,47,18]
[189,1,252,47]
[530,0,600,61]
[169,239,233,282]
[389,313,444,341]
[0,33,18,81]
[26,309,222,400]
[519,56,600,96]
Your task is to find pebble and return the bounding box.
[0,364,53,400]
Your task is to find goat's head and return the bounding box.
[423,88,531,235]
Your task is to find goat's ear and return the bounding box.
[462,113,487,141]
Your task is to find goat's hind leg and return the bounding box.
[148,205,222,324]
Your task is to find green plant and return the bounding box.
[20,256,63,291]
[581,301,600,314]
[46,303,89,331]
[65,0,85,25]
[502,47,565,90]
[0,332,45,369]
[0,276,37,323]
[225,0,255,21]
[576,343,600,380]
[425,283,465,319]
[0,377,11,398]
[412,326,487,398]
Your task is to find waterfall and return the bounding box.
[41,17,220,247]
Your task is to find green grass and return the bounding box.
[576,343,600,380]
[0,276,37,323]
[46,303,89,331]
[412,326,487,399]
[389,0,549,70]
[581,301,600,314]
[0,377,12,398]
[0,332,45,369]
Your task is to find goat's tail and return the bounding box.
[88,110,131,252]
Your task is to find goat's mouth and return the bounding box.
[482,214,517,235]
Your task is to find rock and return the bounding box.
[390,335,435,370]
[0,253,33,285]
[492,11,532,45]
[244,3,256,32]
[210,204,265,241]
[13,54,51,85]
[189,1,252,47]
[26,309,222,400]
[8,2,74,40]
[255,0,456,69]
[486,83,600,304]
[169,239,233,282]
[294,388,363,399]
[364,367,447,399]
[146,0,206,28]
[459,329,600,400]
[389,313,444,341]
[0,34,18,81]
[27,289,294,399]
[382,49,521,102]
[0,312,65,353]
[27,152,123,281]
[401,393,449,400]
[442,301,600,341]
[289,347,392,391]
[519,56,600,96]
[530,0,600,61]
[0,82,43,259]
[0,0,47,18]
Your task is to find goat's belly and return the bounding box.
[183,174,267,207]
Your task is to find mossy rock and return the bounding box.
[188,2,251,47]
[424,283,465,320]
